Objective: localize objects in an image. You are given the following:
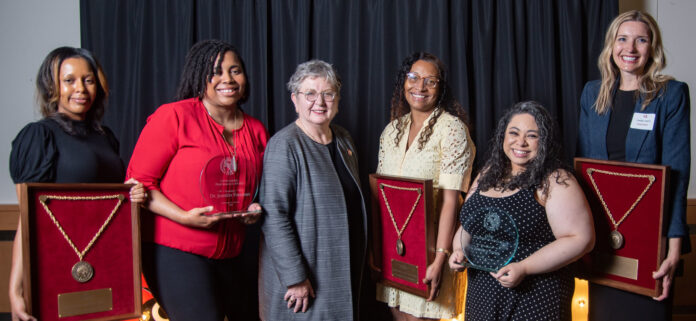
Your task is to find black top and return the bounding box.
[10,117,125,183]
[461,188,574,320]
[327,137,364,318]
[606,89,637,161]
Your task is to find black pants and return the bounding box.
[588,283,672,321]
[142,242,257,321]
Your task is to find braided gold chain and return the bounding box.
[379,183,422,239]
[39,194,125,261]
[586,168,655,230]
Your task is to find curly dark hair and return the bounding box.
[175,39,248,103]
[36,47,109,135]
[477,101,570,197]
[389,52,468,150]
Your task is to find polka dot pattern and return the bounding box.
[460,188,574,321]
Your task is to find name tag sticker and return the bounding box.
[630,113,655,130]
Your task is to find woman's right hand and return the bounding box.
[448,249,467,271]
[176,206,225,228]
[10,293,36,321]
[9,218,36,321]
[147,190,233,229]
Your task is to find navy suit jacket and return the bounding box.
[578,79,691,252]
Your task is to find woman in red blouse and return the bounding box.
[127,40,269,321]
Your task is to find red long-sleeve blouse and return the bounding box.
[127,98,268,259]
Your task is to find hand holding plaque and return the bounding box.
[200,155,261,217]
[460,206,519,272]
[574,157,668,297]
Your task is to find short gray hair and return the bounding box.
[286,59,342,93]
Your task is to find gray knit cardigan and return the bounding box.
[259,123,368,321]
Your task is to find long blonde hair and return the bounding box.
[595,10,672,114]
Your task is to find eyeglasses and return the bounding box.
[297,91,338,102]
[406,72,439,89]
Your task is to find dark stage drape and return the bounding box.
[81,0,616,319]
[81,0,617,173]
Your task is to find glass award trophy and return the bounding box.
[199,155,260,216]
[460,206,519,272]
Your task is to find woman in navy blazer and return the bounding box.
[578,10,690,320]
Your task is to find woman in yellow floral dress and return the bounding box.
[376,52,475,320]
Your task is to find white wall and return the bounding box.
[621,0,696,198]
[0,1,80,203]
[656,2,696,199]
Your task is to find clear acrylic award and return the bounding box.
[199,155,259,216]
[460,206,519,272]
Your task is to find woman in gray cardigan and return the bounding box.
[259,60,368,320]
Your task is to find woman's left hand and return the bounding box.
[125,178,147,204]
[236,203,262,225]
[652,237,682,301]
[423,254,446,301]
[492,262,527,288]
[285,279,315,313]
[652,256,678,301]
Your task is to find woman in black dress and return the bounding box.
[8,47,145,321]
[449,102,594,320]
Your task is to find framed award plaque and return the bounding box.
[369,174,436,298]
[574,158,668,297]
[19,183,142,321]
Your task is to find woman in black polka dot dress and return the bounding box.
[449,102,595,320]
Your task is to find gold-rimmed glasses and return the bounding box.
[406,72,439,89]
[297,91,338,102]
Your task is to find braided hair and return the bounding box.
[389,52,468,150]
[175,39,248,103]
[476,101,570,197]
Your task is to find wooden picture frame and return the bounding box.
[369,174,436,298]
[574,158,669,297]
[19,183,142,321]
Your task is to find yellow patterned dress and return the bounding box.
[376,109,475,319]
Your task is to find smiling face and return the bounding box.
[202,51,247,110]
[612,21,651,78]
[403,60,440,113]
[291,76,339,127]
[503,113,540,174]
[57,57,97,121]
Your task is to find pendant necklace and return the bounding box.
[208,108,241,172]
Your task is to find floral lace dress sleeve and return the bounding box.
[10,121,58,183]
[439,116,475,192]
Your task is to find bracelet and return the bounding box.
[436,248,451,256]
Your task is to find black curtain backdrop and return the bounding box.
[81,0,617,174]
[80,0,616,319]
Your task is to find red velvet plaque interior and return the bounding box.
[574,158,667,297]
[369,174,435,298]
[20,183,141,321]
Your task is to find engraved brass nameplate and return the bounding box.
[391,259,419,284]
[57,288,113,317]
[596,254,639,280]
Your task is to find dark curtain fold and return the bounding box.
[81,0,616,176]
[81,0,616,318]
[81,0,194,162]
